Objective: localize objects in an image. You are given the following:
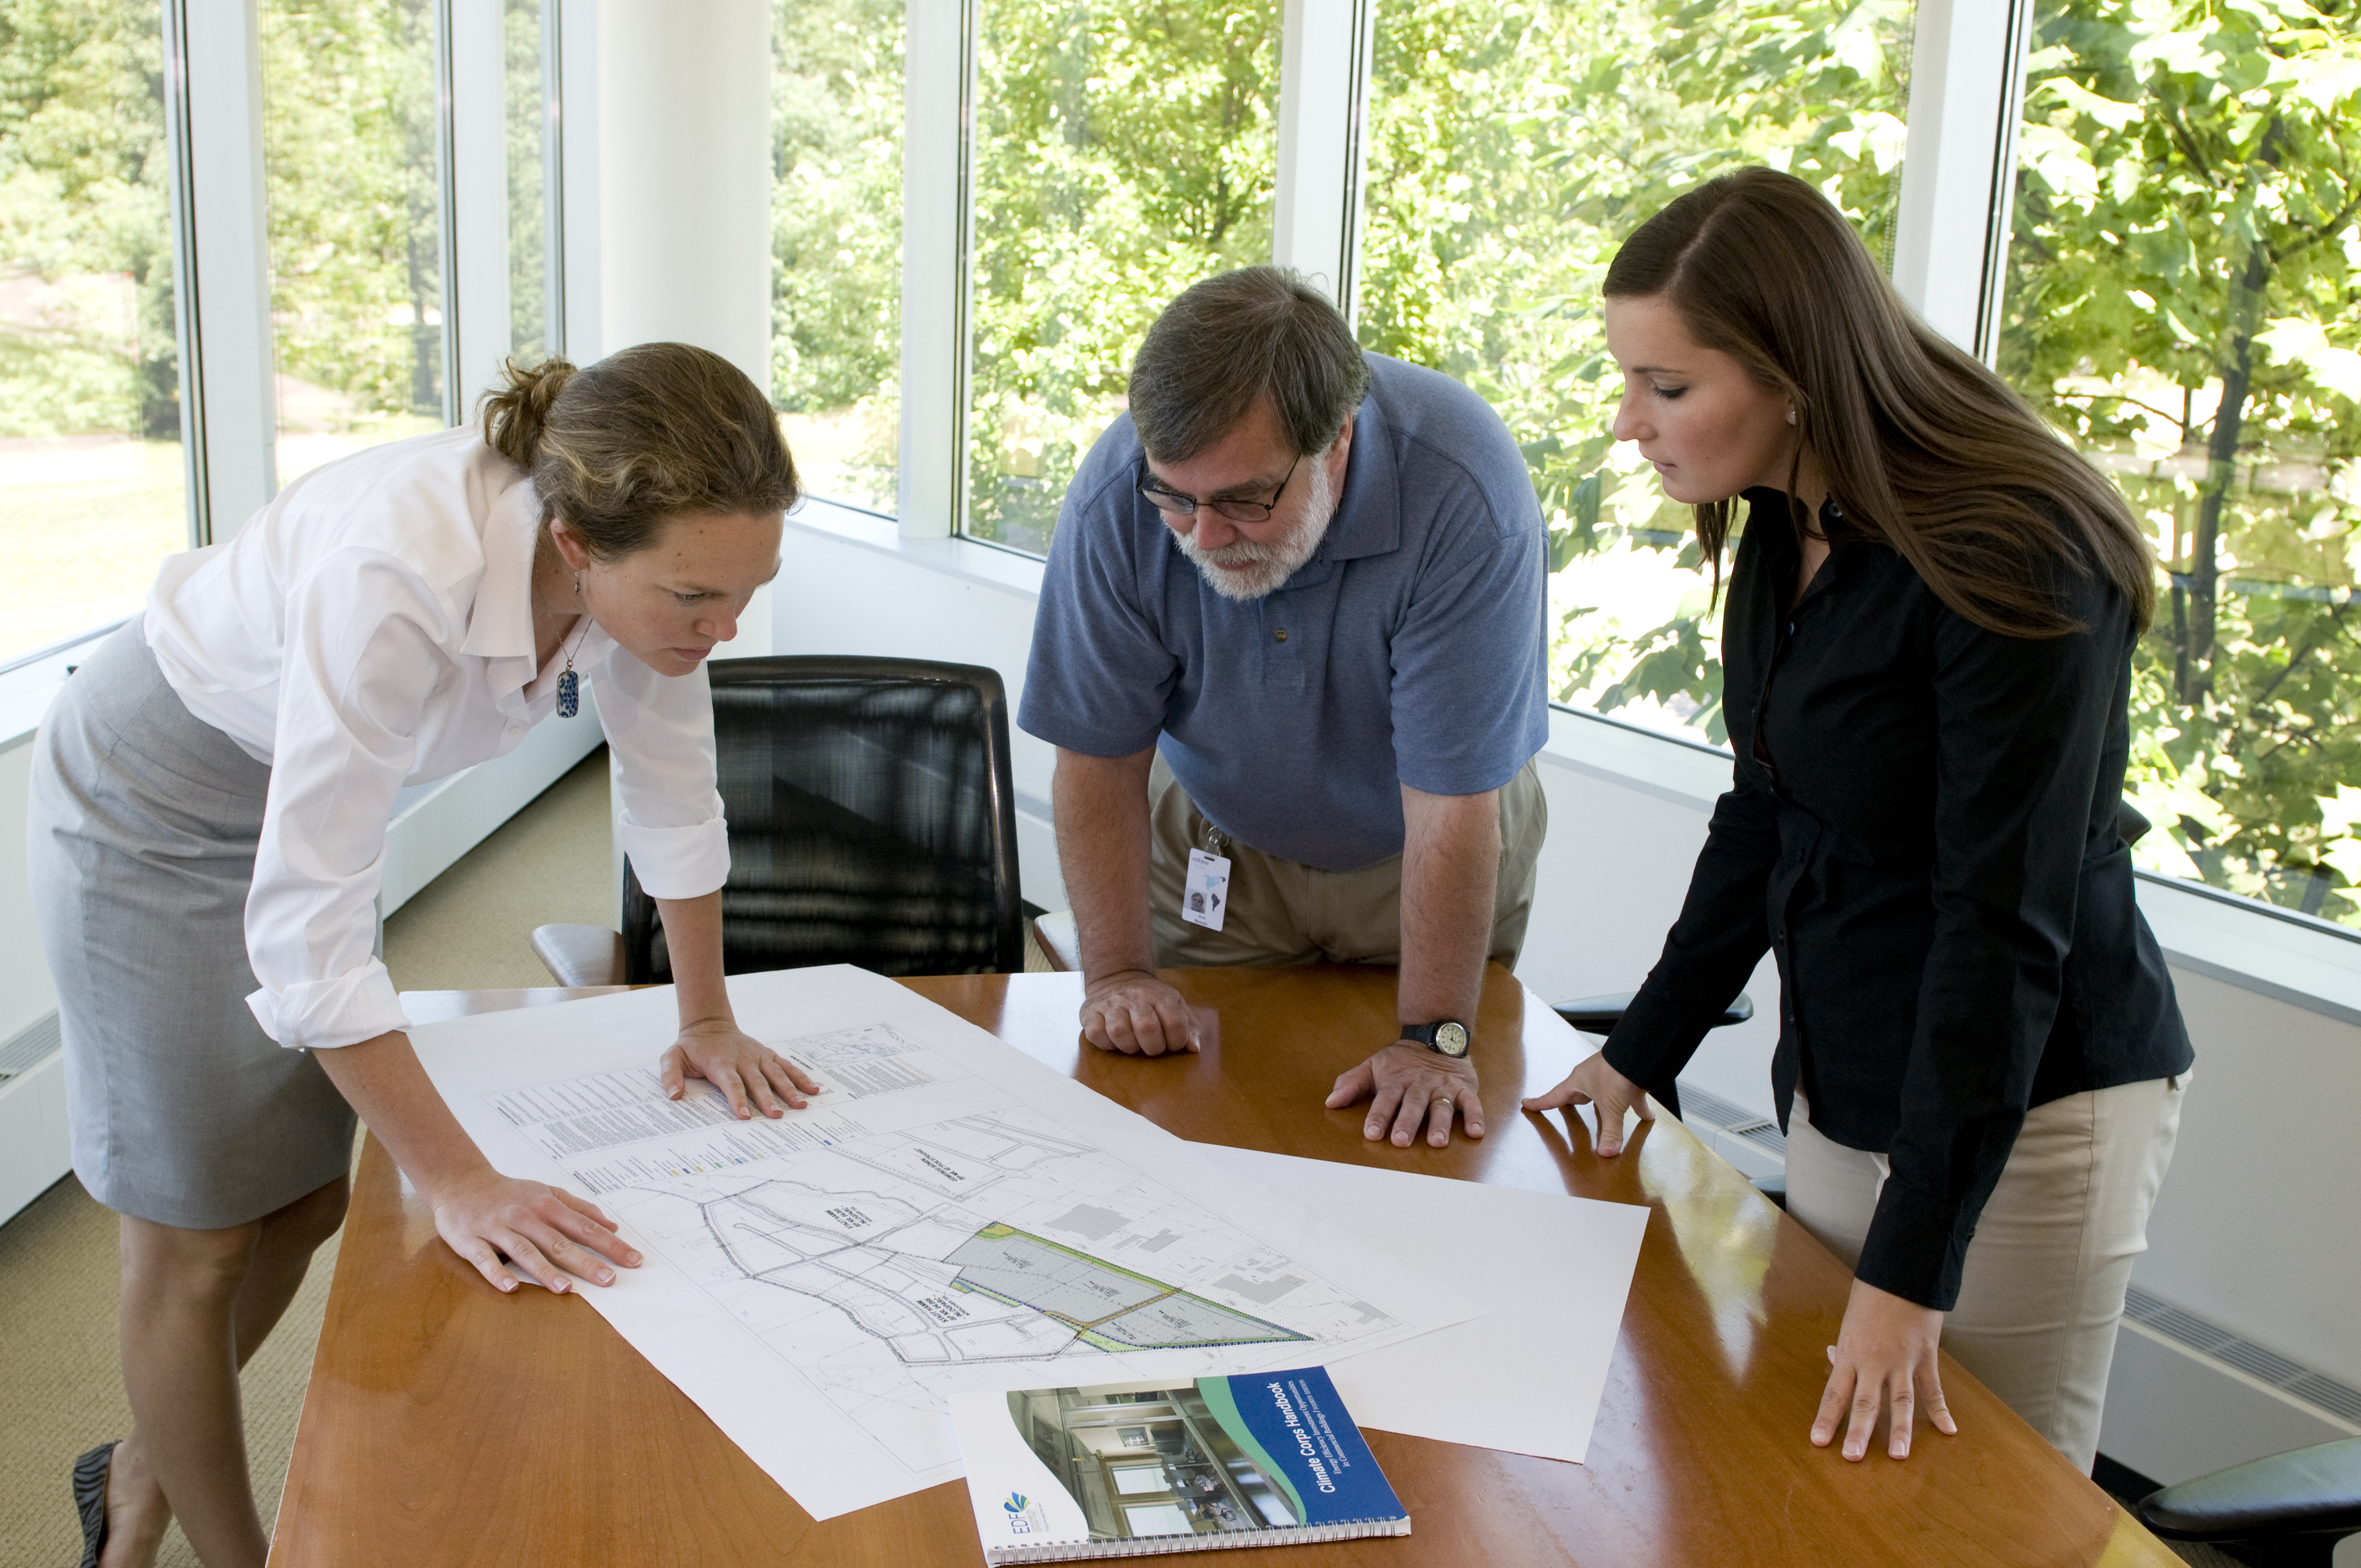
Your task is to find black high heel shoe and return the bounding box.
[72,1441,116,1568]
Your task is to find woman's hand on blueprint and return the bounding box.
[431,1166,642,1295]
[661,1020,821,1119]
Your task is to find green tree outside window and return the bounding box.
[2001,0,2361,922]
[1358,0,1914,743]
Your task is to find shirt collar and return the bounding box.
[1316,389,1399,563]
[463,475,544,661]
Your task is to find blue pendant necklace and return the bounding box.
[555,573,588,718]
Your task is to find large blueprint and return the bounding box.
[407,966,1471,1520]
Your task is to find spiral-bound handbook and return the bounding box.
[951,1366,1410,1563]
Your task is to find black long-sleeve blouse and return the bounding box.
[1601,487,2193,1311]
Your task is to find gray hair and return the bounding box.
[1128,266,1370,463]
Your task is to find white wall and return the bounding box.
[0,737,57,1049]
[2142,970,2361,1389]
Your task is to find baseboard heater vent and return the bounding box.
[1675,1081,1789,1156]
[0,1011,62,1085]
[2124,1284,2361,1427]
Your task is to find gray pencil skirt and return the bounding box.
[25,622,357,1229]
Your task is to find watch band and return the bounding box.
[1400,1020,1471,1058]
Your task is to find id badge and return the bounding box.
[1182,847,1232,932]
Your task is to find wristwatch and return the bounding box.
[1399,1020,1471,1059]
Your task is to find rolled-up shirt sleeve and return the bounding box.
[244,551,446,1051]
[593,644,728,898]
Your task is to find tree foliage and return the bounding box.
[0,0,175,438]
[1359,0,1912,743]
[257,0,444,422]
[772,0,903,419]
[2000,0,2361,917]
[963,0,1280,550]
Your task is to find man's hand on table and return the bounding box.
[429,1164,642,1295]
[1522,1050,1653,1155]
[660,1019,819,1118]
[1813,1277,1956,1461]
[1327,1042,1483,1148]
[1081,969,1203,1055]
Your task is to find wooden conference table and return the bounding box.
[269,965,2178,1567]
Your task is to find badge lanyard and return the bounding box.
[1182,821,1231,933]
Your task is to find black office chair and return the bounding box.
[2136,1437,2361,1566]
[532,655,1025,985]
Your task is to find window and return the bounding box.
[505,0,561,366]
[773,0,904,515]
[1357,0,1915,746]
[1999,0,2361,925]
[0,0,193,668]
[961,0,1282,553]
[1120,1502,1192,1536]
[259,0,449,488]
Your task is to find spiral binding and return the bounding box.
[985,1515,1411,1563]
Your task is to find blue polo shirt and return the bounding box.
[1019,351,1547,872]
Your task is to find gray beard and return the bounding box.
[1177,450,1337,602]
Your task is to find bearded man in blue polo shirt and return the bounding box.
[1019,266,1549,1150]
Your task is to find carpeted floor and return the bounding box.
[0,748,616,1567]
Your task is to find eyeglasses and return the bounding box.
[1136,454,1300,524]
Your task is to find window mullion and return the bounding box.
[1891,0,2039,362]
[899,0,973,540]
[1274,0,1378,324]
[557,0,600,364]
[448,0,513,416]
[166,0,279,541]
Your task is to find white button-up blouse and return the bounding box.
[143,424,730,1053]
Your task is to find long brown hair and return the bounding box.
[478,342,799,560]
[1604,167,2155,635]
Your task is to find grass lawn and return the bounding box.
[1,439,191,664]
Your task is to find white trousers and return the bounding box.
[1784,1072,2189,1472]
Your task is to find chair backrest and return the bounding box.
[623,655,1025,981]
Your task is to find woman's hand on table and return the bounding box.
[1813,1276,1956,1460]
[660,1020,819,1119]
[1521,1051,1653,1155]
[430,1166,641,1294]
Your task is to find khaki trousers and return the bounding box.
[1146,755,1547,969]
[1785,1072,2189,1472]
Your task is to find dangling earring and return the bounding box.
[557,572,587,718]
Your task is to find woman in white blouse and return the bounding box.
[30,343,812,1568]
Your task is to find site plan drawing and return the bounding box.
[410,968,1471,1520]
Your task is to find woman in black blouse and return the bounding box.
[1526,167,2193,1472]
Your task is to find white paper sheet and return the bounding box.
[1208,1148,1649,1465]
[406,966,1472,1520]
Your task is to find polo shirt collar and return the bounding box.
[1316,391,1399,564]
[463,475,544,661]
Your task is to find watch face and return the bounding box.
[1434,1021,1468,1057]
